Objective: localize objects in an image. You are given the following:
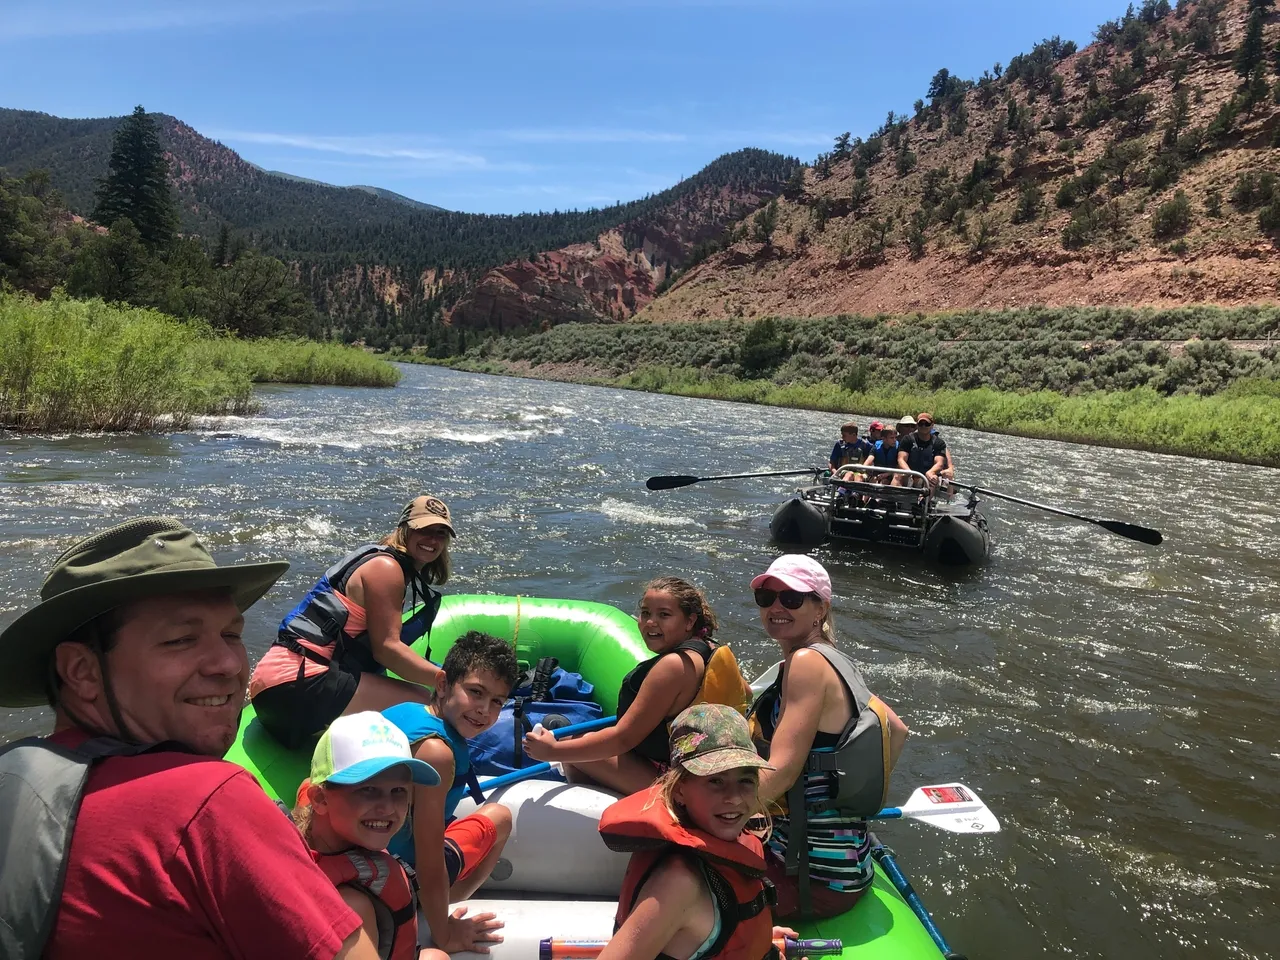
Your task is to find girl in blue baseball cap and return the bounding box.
[294,711,442,960]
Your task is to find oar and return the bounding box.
[477,715,617,792]
[870,833,965,959]
[872,782,1000,834]
[646,469,820,491]
[952,482,1162,545]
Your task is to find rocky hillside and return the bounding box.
[643,0,1280,323]
[447,151,796,331]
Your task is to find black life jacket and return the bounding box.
[600,788,776,960]
[274,544,441,676]
[0,736,189,960]
[616,637,752,764]
[748,644,891,916]
[904,435,945,474]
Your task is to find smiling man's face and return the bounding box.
[102,590,248,756]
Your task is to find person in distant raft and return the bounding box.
[293,712,444,960]
[382,631,518,955]
[747,555,909,921]
[597,704,801,960]
[862,421,901,485]
[524,576,753,796]
[897,413,947,491]
[250,496,455,750]
[828,422,871,473]
[0,517,378,960]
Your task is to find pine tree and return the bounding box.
[93,106,178,249]
[212,223,230,266]
[1236,9,1266,81]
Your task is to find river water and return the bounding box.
[1,364,1276,958]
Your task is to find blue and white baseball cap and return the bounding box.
[311,711,440,787]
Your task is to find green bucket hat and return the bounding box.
[668,703,772,777]
[0,517,289,707]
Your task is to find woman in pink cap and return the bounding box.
[746,555,909,921]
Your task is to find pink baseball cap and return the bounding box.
[750,555,832,602]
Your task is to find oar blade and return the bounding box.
[646,475,700,491]
[1097,519,1163,545]
[900,783,1001,834]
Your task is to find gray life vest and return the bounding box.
[748,644,891,916]
[0,736,179,959]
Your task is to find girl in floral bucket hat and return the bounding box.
[597,704,800,960]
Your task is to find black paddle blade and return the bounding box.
[1098,520,1163,545]
[646,475,700,491]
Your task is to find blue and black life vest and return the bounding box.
[830,439,870,468]
[870,439,899,469]
[273,545,441,676]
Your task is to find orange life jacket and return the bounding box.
[599,789,777,960]
[314,848,417,960]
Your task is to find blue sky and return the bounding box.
[2,0,1127,214]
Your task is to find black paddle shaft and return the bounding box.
[646,469,821,491]
[955,484,1163,545]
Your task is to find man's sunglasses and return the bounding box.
[753,588,818,609]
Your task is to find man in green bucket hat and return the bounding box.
[0,517,381,960]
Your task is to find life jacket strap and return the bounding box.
[278,634,336,667]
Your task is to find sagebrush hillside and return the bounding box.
[643,0,1280,323]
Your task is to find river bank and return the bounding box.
[393,305,1280,467]
[416,358,1280,467]
[0,293,399,431]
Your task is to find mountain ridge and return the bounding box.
[0,106,797,344]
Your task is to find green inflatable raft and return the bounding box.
[225,594,951,960]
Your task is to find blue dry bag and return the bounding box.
[467,663,602,776]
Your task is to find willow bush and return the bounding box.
[0,293,399,431]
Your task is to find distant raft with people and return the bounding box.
[225,593,960,960]
[771,465,992,567]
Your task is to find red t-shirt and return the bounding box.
[44,730,360,960]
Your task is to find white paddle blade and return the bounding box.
[899,783,1001,834]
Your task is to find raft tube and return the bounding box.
[225,594,650,803]
[224,594,948,960]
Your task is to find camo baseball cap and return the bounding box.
[668,703,772,776]
[400,495,455,536]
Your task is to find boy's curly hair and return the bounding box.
[441,630,519,690]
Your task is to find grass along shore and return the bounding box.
[0,293,400,432]
[433,359,1280,468]
[422,307,1280,467]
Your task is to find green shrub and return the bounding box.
[1152,190,1193,239]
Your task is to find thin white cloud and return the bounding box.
[214,130,486,165]
[490,126,830,148]
[496,128,689,144]
[0,0,363,41]
[208,130,540,173]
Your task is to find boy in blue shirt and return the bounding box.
[829,422,871,473]
[383,631,519,954]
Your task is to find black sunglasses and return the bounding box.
[754,588,817,609]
